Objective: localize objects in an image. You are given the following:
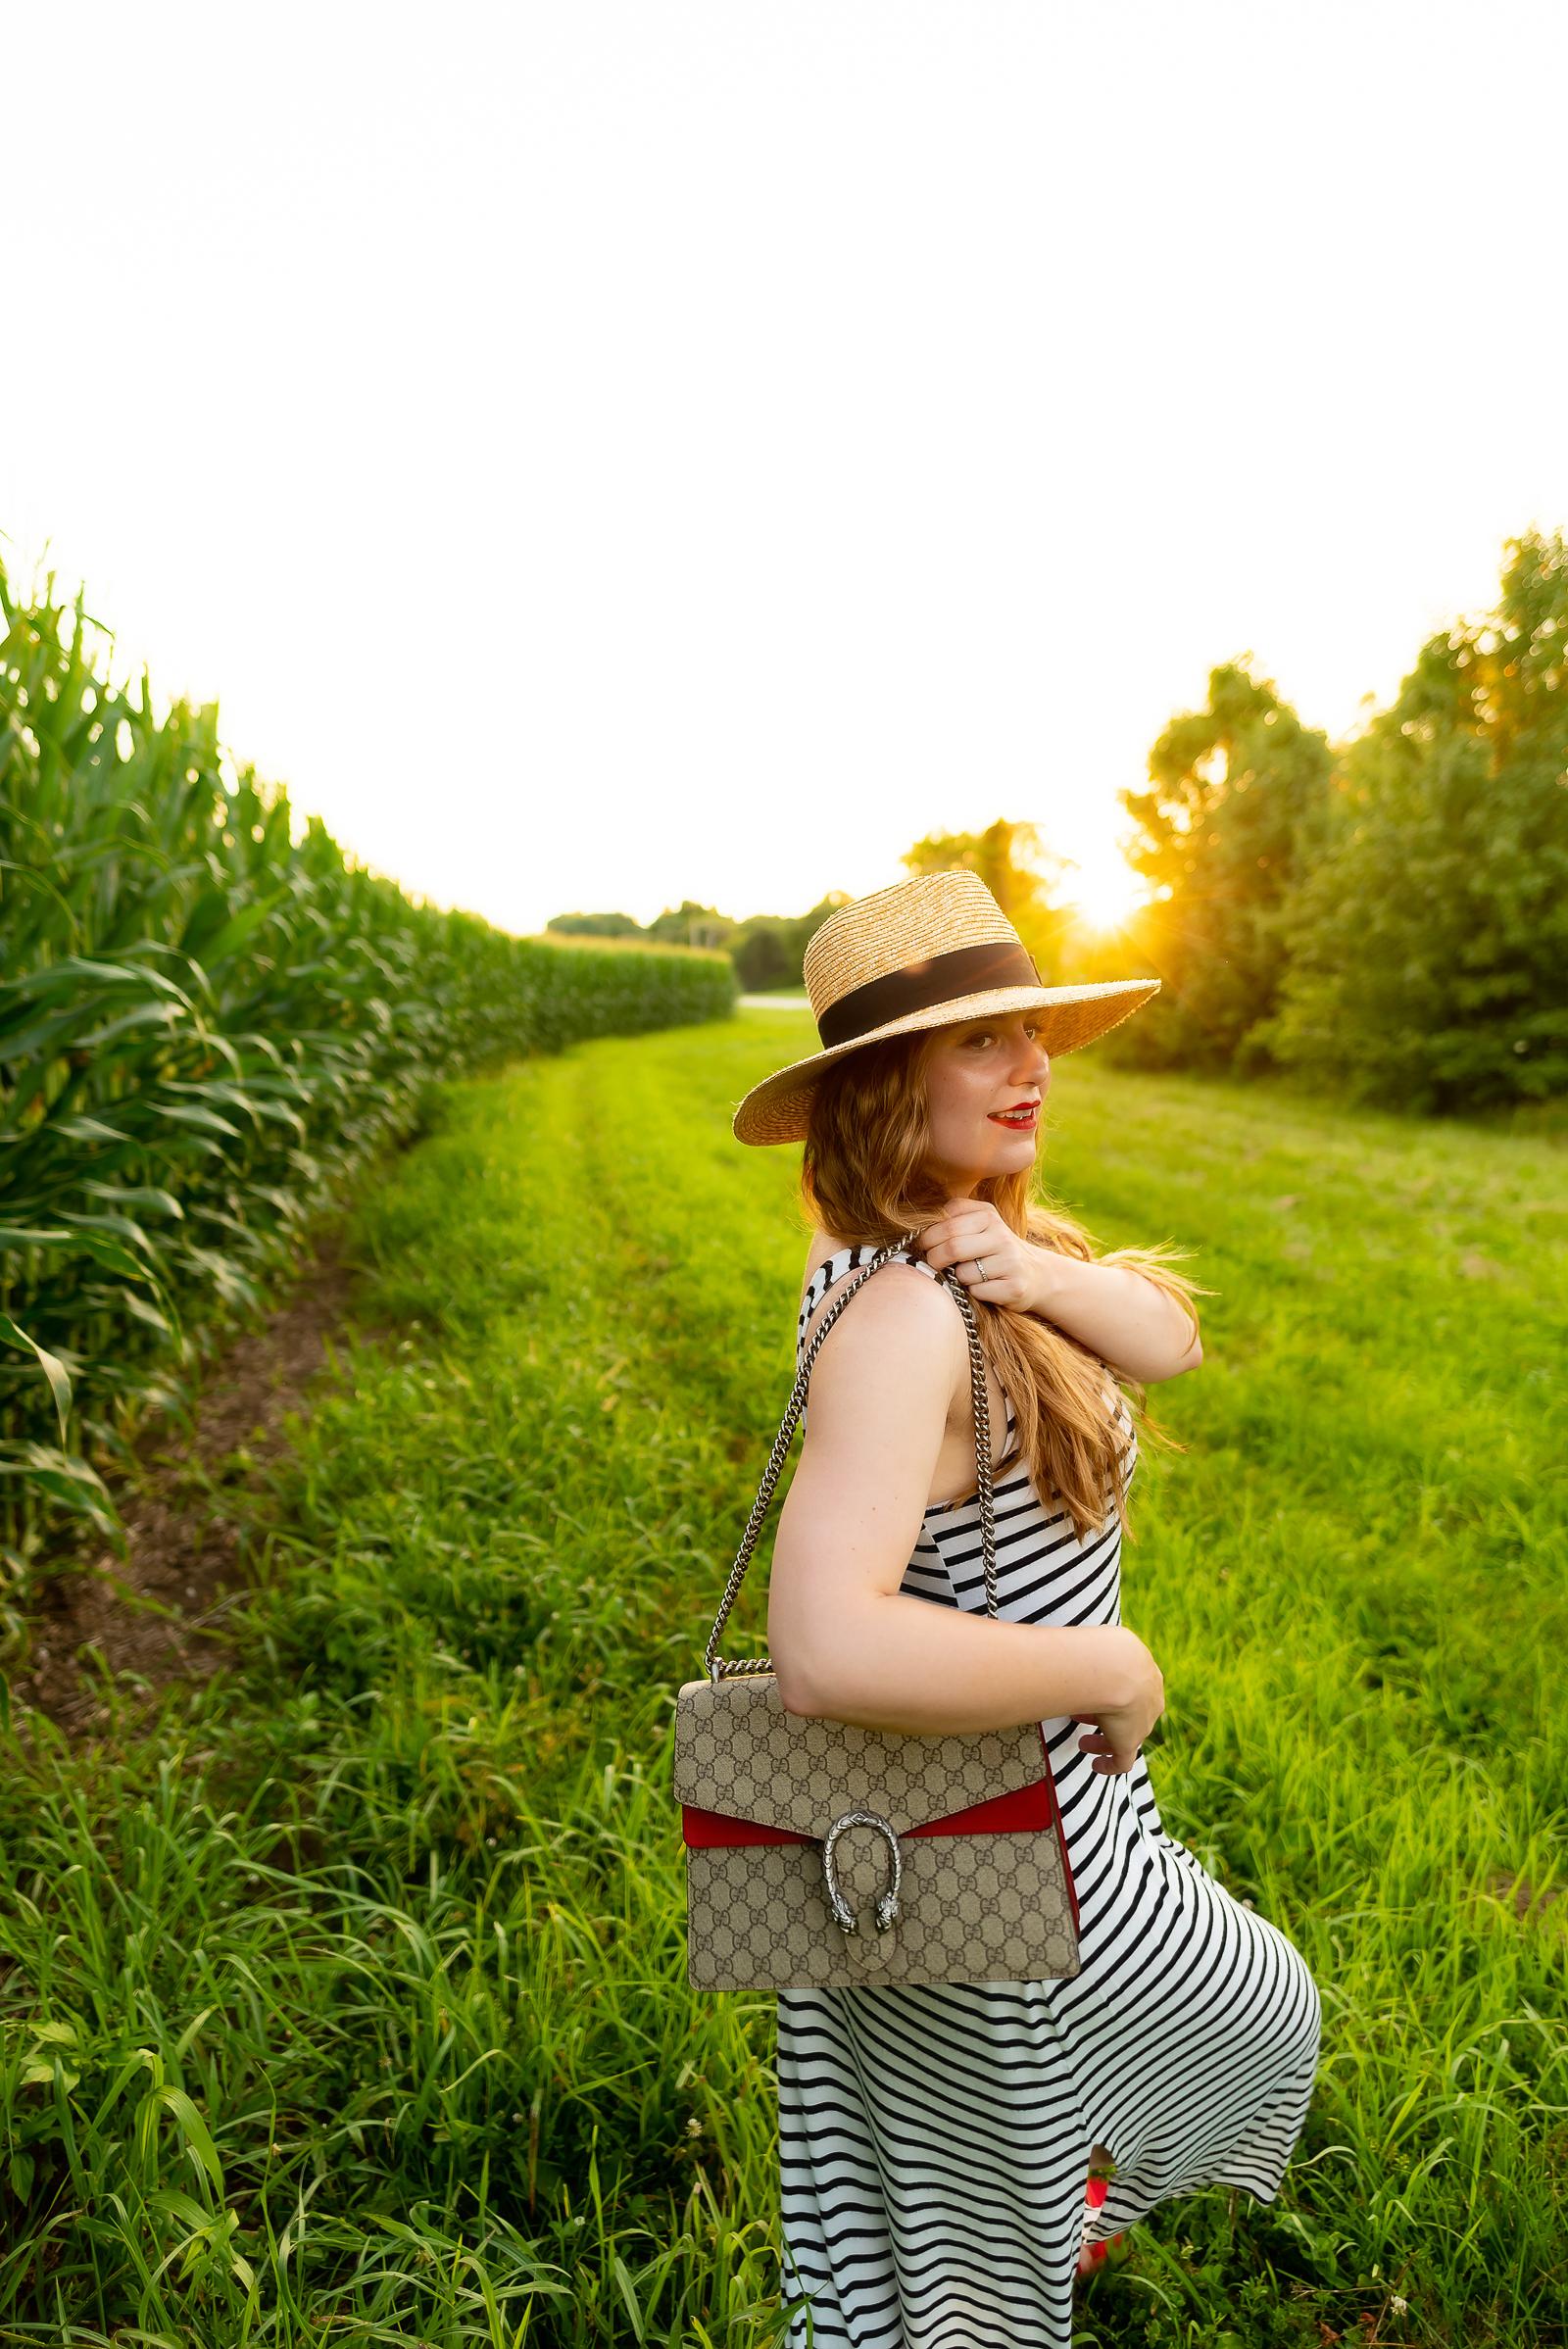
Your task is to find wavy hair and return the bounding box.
[796,1025,1210,1544]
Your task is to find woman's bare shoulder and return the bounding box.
[796,1227,955,1365]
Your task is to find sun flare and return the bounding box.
[1061,855,1147,934]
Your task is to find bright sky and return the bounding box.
[6,2,1567,941]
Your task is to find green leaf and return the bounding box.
[136,2083,224,2191]
[56,1208,157,1255]
[80,1181,185,1221]
[149,1102,244,1141]
[118,1288,175,1339]
[0,1313,74,1444]
[50,1114,130,1144]
[195,885,291,967]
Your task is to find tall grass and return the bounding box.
[1,1006,1562,2342]
[0,562,733,1638]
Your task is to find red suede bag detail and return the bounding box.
[680,1728,1080,1934]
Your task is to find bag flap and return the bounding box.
[673,1673,1048,1838]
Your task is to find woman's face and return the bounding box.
[920,1011,1051,1194]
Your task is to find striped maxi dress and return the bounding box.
[776,1245,1322,2349]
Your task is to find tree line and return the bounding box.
[553,528,1567,1117]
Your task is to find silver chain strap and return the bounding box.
[704,1230,998,1682]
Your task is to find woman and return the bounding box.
[731,869,1322,2348]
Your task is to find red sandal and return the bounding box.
[1076,2171,1128,2277]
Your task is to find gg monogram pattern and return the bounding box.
[685,1828,1081,1990]
[675,1676,1081,1991]
[673,1674,1046,1834]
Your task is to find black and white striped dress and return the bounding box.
[778,1246,1322,2348]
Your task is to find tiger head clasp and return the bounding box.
[820,1809,904,1935]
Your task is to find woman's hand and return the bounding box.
[1075,1639,1165,1777]
[913,1199,1040,1310]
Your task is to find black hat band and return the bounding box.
[816,937,1044,1051]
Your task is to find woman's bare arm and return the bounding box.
[767,1265,1151,1735]
[1027,1247,1201,1381]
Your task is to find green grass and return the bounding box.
[1,1004,1564,2344]
[0,555,734,1619]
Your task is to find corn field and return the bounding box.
[0,559,734,1645]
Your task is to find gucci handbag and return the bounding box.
[674,1233,1081,1992]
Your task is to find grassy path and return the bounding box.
[1,1007,1563,2343]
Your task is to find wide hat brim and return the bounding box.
[731,977,1161,1147]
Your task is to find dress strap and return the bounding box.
[797,1245,939,1359]
[796,1246,1017,1438]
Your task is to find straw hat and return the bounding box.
[731,869,1160,1147]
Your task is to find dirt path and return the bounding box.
[7,1224,393,1745]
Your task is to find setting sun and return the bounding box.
[1060,854,1148,934]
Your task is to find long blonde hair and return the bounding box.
[797,1025,1209,1543]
